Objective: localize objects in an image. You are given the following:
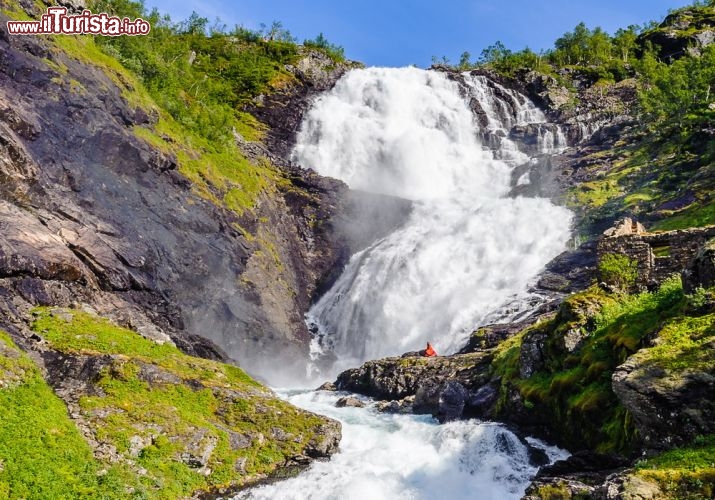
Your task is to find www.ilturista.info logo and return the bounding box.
[6,7,150,36]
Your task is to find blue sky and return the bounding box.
[146,1,692,67]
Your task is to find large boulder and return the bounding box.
[612,349,715,450]
[413,379,468,423]
[335,352,493,421]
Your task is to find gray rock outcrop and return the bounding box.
[612,354,715,450]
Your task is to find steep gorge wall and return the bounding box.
[0,15,407,384]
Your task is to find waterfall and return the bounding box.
[293,67,573,377]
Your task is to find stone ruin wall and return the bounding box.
[597,218,715,291]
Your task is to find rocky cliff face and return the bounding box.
[0,14,409,385]
[246,49,363,160]
[0,11,364,492]
[638,5,715,60]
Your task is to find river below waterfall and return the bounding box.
[235,389,569,500]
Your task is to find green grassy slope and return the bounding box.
[25,308,332,498]
[0,330,141,499]
[0,308,336,499]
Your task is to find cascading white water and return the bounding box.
[235,390,569,500]
[294,67,573,377]
[462,74,564,165]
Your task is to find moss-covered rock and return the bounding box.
[0,309,342,498]
[635,434,715,499]
[0,329,141,499]
[612,313,715,450]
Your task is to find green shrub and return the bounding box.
[304,33,346,62]
[598,252,639,290]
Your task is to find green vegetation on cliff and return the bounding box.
[636,434,715,498]
[91,2,300,145]
[566,129,715,234]
[0,310,340,499]
[597,253,639,291]
[0,330,139,499]
[492,277,715,454]
[467,2,715,234]
[90,0,344,142]
[86,0,300,216]
[565,37,714,233]
[26,308,335,498]
[3,0,344,218]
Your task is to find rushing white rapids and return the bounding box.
[294,67,573,377]
[235,390,568,500]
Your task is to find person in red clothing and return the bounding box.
[424,342,437,357]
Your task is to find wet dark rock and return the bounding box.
[527,446,551,468]
[335,396,364,408]
[414,379,468,423]
[316,381,336,392]
[336,352,492,402]
[519,329,548,378]
[538,451,630,478]
[538,240,598,294]
[466,383,499,417]
[375,397,414,414]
